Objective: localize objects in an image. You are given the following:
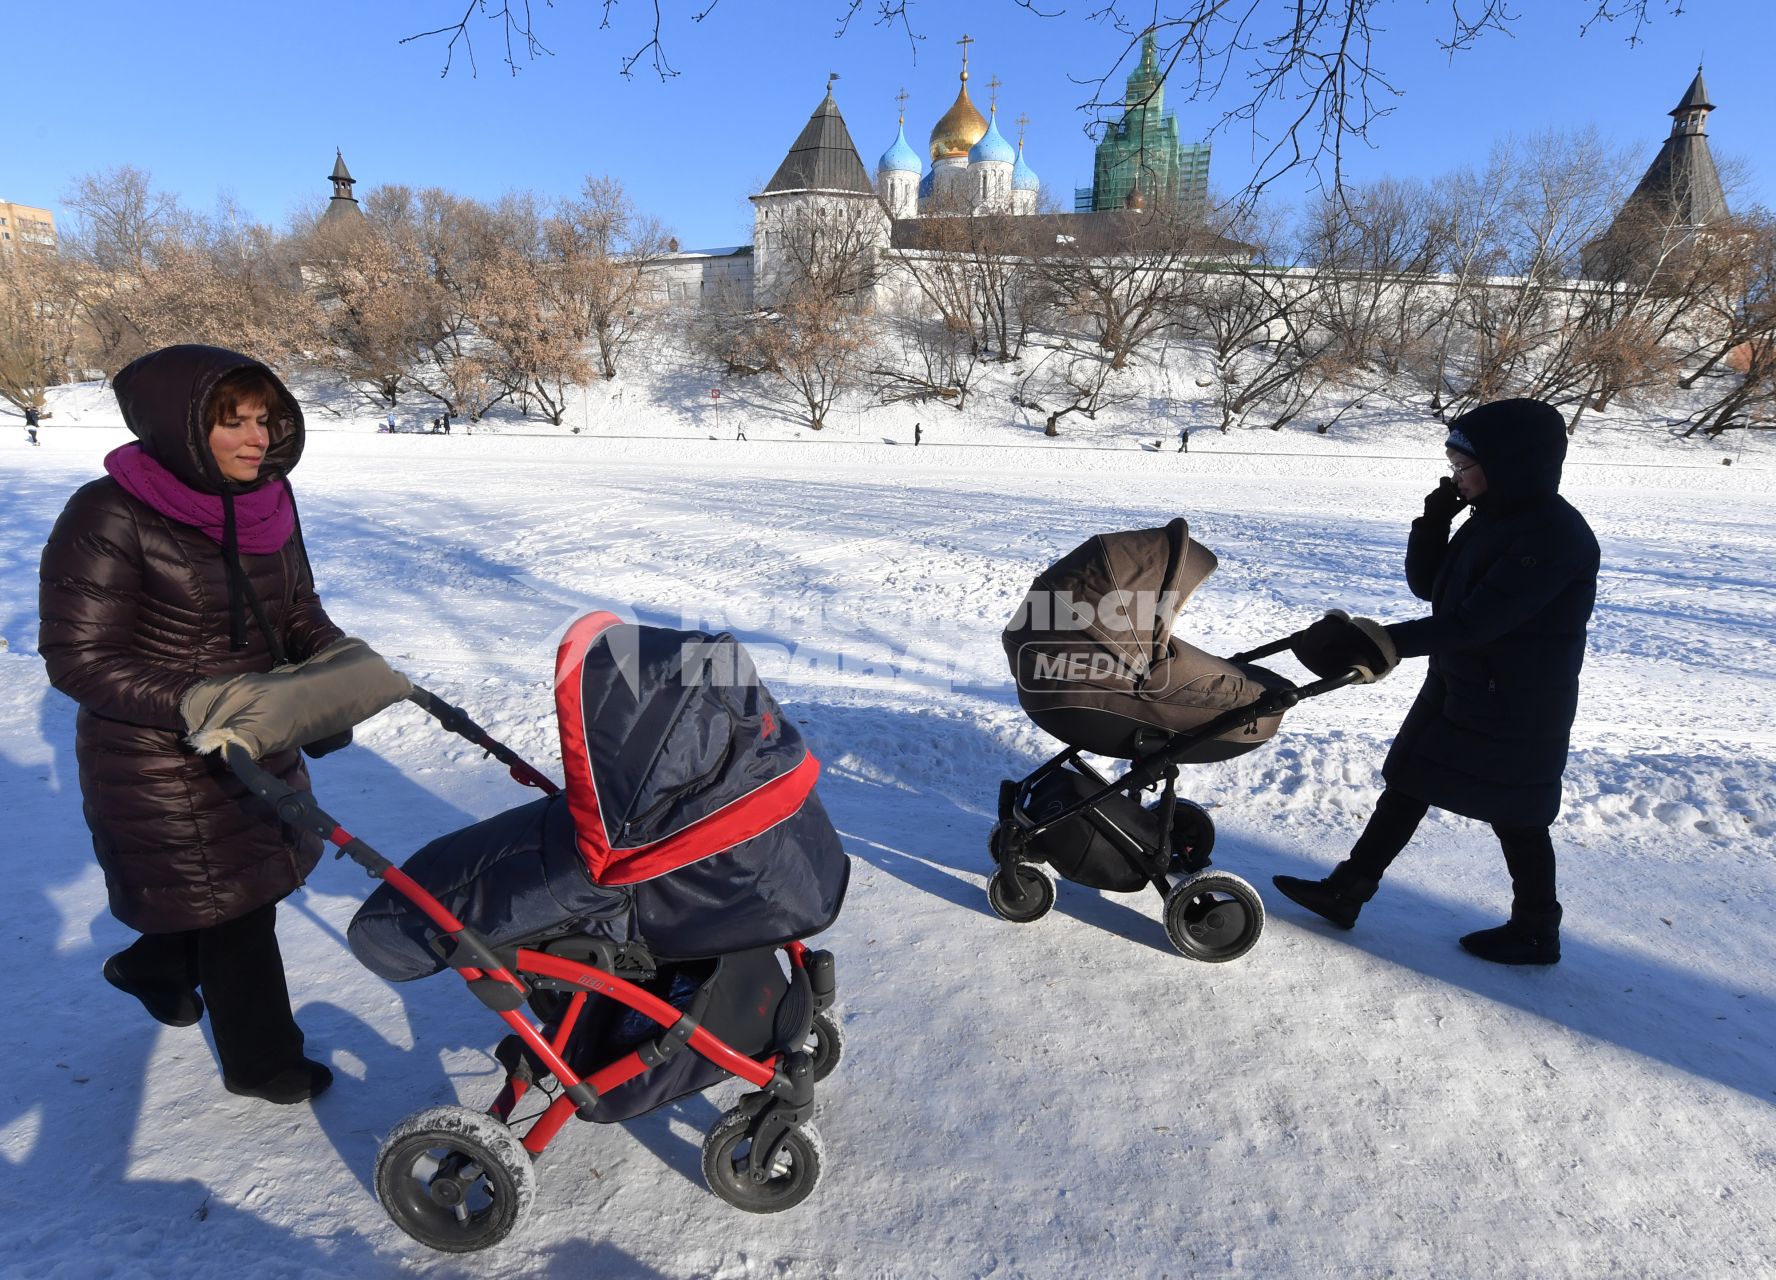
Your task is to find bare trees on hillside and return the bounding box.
[58,167,317,375]
[705,199,884,430]
[297,176,668,420]
[0,249,79,414]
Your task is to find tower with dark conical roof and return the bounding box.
[320,149,365,224]
[750,81,888,306]
[1584,70,1730,279]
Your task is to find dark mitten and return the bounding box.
[302,728,353,759]
[1290,610,1356,680]
[1422,477,1467,524]
[1291,611,1400,683]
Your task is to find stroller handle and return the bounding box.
[1229,635,1296,664]
[223,742,393,876]
[406,686,562,794]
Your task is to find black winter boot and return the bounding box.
[1459,905,1562,966]
[103,954,204,1028]
[224,1058,335,1105]
[1271,873,1378,930]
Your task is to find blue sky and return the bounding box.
[7,1,1773,248]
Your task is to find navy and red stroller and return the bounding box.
[226,612,848,1252]
[991,518,1394,960]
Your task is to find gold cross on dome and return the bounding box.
[895,86,909,124]
[957,32,973,74]
[987,74,1002,111]
[1016,111,1030,144]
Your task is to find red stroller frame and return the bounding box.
[223,685,839,1254]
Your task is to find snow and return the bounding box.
[2,367,1773,1279]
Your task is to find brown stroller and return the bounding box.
[991,518,1396,960]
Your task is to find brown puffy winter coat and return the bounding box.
[39,346,342,933]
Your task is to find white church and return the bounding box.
[652,38,1049,310]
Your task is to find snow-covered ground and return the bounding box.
[1,372,1772,1279]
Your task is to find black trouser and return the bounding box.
[113,901,305,1083]
[1334,788,1559,917]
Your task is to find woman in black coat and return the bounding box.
[1276,398,1600,964]
[40,346,370,1102]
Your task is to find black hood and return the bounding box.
[1445,398,1566,507]
[112,344,305,494]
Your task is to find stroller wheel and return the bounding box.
[987,866,1055,924]
[702,1110,822,1213]
[374,1105,537,1253]
[1164,872,1264,963]
[806,1011,843,1082]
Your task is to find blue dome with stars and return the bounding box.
[878,124,922,176]
[1012,142,1040,191]
[969,114,1016,165]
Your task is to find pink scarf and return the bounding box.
[104,443,295,555]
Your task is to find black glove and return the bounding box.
[1422,477,1467,524]
[302,728,353,759]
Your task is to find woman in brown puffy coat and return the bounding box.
[40,345,348,1104]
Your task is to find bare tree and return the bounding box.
[0,250,79,413]
[1303,178,1443,377]
[733,288,868,430]
[546,176,674,379]
[1037,202,1216,373]
[1016,335,1142,437]
[61,168,319,375]
[757,197,887,303]
[868,297,981,410]
[1167,203,1338,430]
[1678,211,1776,437]
[1434,130,1630,417]
[302,212,437,407]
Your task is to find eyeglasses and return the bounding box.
[1448,459,1480,476]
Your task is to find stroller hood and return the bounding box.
[1003,518,1287,760]
[348,616,848,978]
[1007,517,1216,669]
[556,613,824,887]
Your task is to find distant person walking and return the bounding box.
[914,422,922,447]
[25,404,41,445]
[385,411,396,433]
[735,425,747,441]
[442,412,451,436]
[1177,425,1189,453]
[1275,398,1600,965]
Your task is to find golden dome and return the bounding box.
[929,73,988,161]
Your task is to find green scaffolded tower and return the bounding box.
[1075,32,1210,214]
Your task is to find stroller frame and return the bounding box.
[991,633,1368,961]
[224,686,839,1253]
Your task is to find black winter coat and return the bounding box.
[39,346,342,933]
[1382,403,1600,826]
